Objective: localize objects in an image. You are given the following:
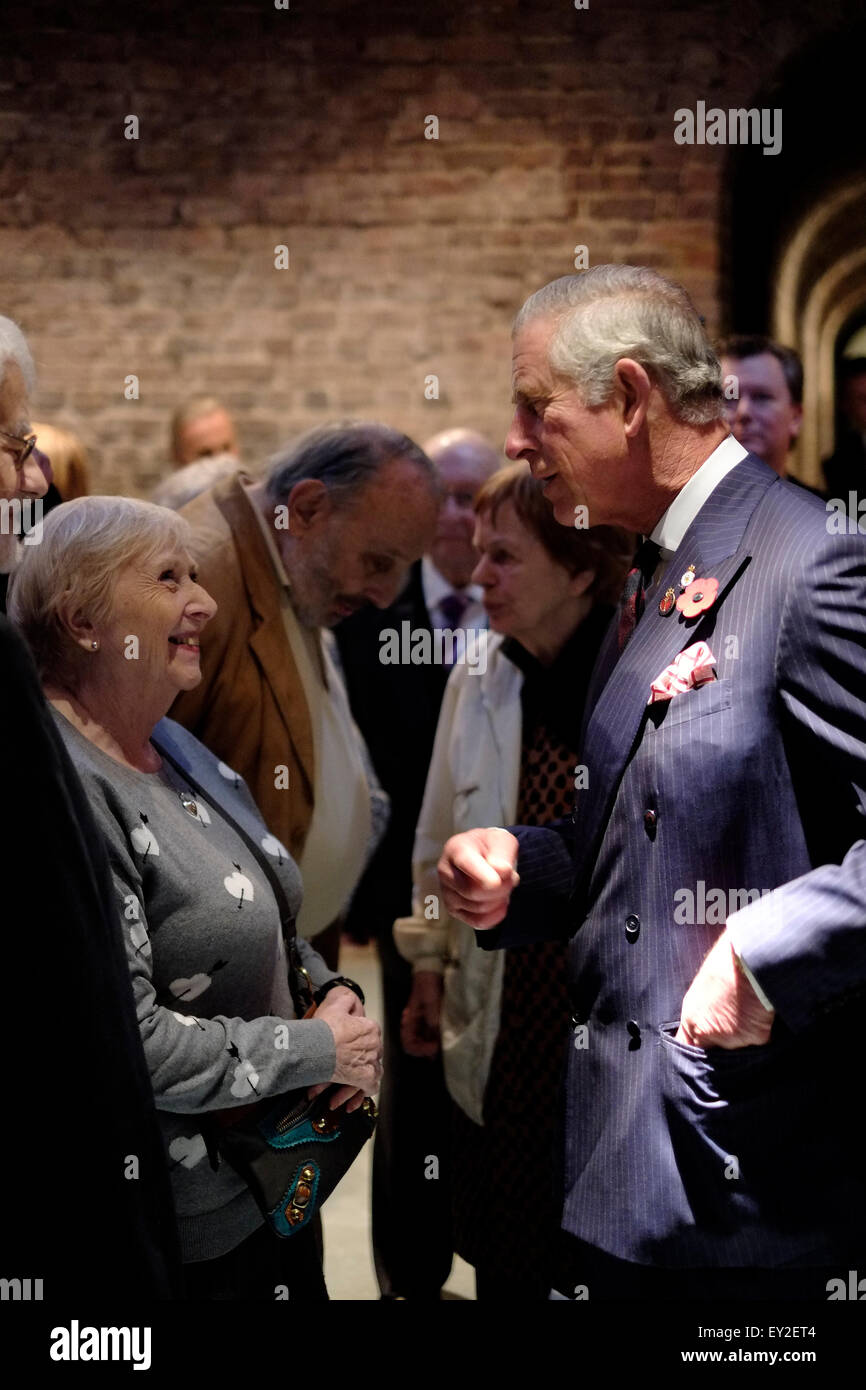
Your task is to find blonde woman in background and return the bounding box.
[32,421,91,500]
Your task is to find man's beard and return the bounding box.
[289,542,367,629]
[290,574,330,629]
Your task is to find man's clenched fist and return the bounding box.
[437,826,520,928]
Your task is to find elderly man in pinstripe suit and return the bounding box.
[438,265,866,1300]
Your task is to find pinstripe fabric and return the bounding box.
[479,453,866,1269]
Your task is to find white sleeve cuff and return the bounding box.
[730,938,775,1011]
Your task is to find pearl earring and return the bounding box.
[91,640,99,651]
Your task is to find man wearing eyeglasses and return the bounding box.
[0,316,47,613]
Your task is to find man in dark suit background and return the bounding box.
[717,334,803,481]
[438,265,866,1299]
[336,427,500,1299]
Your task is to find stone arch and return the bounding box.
[725,19,865,486]
[773,181,866,480]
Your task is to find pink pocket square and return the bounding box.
[648,641,717,704]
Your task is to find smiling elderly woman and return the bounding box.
[8,496,382,1301]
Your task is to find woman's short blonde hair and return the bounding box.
[8,495,193,690]
[31,422,92,500]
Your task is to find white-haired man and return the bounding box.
[0,316,49,611]
[438,265,866,1299]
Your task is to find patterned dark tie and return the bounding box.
[617,537,662,651]
[438,591,469,667]
[438,591,468,630]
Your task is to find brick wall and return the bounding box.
[0,0,852,495]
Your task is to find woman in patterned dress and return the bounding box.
[396,463,630,1299]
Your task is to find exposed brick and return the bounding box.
[0,0,844,495]
[588,198,657,220]
[179,198,251,227]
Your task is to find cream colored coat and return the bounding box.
[393,634,523,1125]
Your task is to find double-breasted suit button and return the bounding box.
[625,913,640,942]
[644,808,657,836]
[626,1019,641,1050]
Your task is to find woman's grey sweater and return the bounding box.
[53,711,339,1263]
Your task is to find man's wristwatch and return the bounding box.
[313,976,366,1008]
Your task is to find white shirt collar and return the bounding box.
[421,555,483,611]
[650,435,748,557]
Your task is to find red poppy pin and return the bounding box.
[676,576,719,619]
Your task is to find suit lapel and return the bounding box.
[214,477,315,792]
[573,455,779,894]
[400,561,431,630]
[248,620,315,793]
[402,559,459,699]
[582,608,619,731]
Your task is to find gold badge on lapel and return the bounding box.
[659,587,676,616]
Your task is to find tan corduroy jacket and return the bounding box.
[170,473,315,862]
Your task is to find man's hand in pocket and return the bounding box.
[676,931,774,1049]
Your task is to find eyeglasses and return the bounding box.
[0,430,38,469]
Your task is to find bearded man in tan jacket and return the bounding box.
[171,422,439,968]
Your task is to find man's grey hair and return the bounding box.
[150,452,241,510]
[513,265,724,426]
[264,421,439,506]
[0,316,36,395]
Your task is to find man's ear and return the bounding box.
[287,479,331,534]
[789,403,803,444]
[613,358,652,438]
[569,567,596,599]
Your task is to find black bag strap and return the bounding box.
[154,741,314,1015]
